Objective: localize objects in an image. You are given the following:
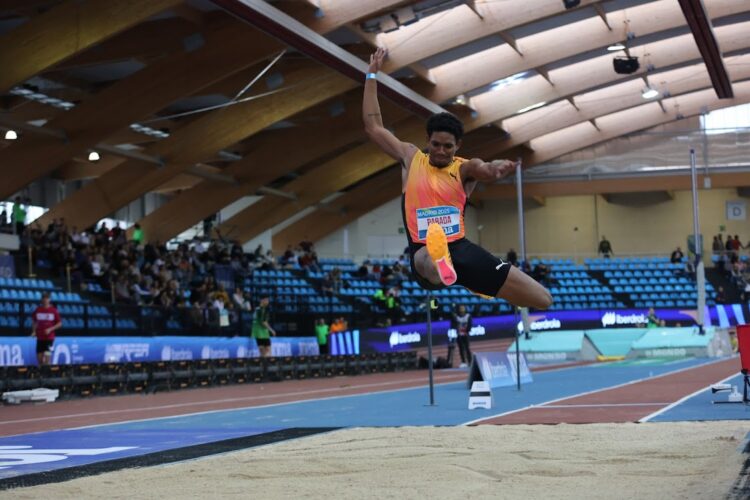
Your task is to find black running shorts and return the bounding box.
[407,238,511,297]
[36,339,54,354]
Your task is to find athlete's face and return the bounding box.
[427,131,460,168]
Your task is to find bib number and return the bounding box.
[416,206,460,241]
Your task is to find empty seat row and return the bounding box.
[0,277,55,289]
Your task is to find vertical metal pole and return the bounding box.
[515,160,526,264]
[515,159,525,390]
[426,292,435,405]
[690,149,706,331]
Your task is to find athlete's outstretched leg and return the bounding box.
[497,266,553,310]
[413,247,442,285]
[426,223,457,285]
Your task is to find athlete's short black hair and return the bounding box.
[426,112,464,142]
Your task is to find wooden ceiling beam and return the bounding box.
[137,100,408,243]
[423,0,750,103]
[36,64,356,230]
[0,0,182,92]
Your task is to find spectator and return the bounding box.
[732,235,744,253]
[132,223,145,245]
[647,307,659,328]
[321,273,334,296]
[12,196,25,236]
[670,246,684,264]
[598,236,613,258]
[232,286,252,311]
[716,286,727,304]
[507,248,518,267]
[451,305,473,368]
[252,296,275,357]
[299,239,314,253]
[315,318,329,355]
[532,262,550,284]
[712,235,723,255]
[30,292,61,366]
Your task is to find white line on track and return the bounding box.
[540,403,671,408]
[638,371,741,422]
[461,357,733,426]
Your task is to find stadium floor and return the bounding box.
[1,351,748,497]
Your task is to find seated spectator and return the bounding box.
[532,263,550,284]
[670,246,684,264]
[232,286,252,311]
[321,273,334,296]
[716,286,727,304]
[299,239,314,253]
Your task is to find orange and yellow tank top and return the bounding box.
[403,151,467,244]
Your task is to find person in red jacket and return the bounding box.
[30,292,62,365]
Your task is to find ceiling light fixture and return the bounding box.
[4,130,17,140]
[641,88,659,99]
[88,151,100,162]
[607,43,626,52]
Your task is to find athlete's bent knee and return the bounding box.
[533,288,553,310]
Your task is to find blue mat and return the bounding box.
[585,328,646,357]
[631,327,713,349]
[508,330,585,352]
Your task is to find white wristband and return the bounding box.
[366,73,377,81]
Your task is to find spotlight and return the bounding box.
[4,130,17,140]
[613,56,640,74]
[88,151,100,162]
[563,0,580,8]
[641,88,659,99]
[607,43,626,52]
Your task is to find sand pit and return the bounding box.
[5,422,748,499]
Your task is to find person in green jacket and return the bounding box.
[315,318,329,354]
[132,223,145,245]
[252,296,276,357]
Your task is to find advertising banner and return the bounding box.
[0,255,15,278]
[0,336,317,366]
[357,304,747,354]
[467,351,533,390]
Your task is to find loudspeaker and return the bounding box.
[613,56,640,74]
[563,0,580,8]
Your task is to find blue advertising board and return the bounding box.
[0,336,318,366]
[357,304,747,354]
[467,352,533,390]
[0,255,15,278]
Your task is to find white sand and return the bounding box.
[6,422,748,500]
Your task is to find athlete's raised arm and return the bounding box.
[363,48,417,166]
[460,158,517,183]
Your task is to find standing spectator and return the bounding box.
[451,305,473,368]
[712,235,723,256]
[132,223,145,245]
[732,235,744,253]
[670,246,684,264]
[30,292,61,366]
[252,296,275,357]
[647,307,659,328]
[315,318,329,355]
[12,196,26,236]
[507,248,518,267]
[598,236,613,258]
